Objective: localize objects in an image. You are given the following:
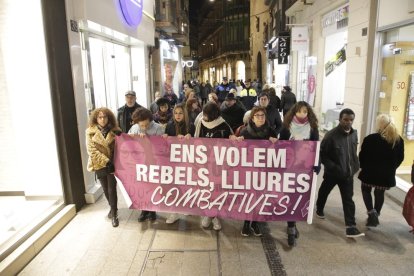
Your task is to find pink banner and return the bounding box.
[114,134,320,222]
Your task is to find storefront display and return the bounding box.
[404,72,414,140]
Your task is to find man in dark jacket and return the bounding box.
[279,86,297,117]
[316,108,364,238]
[220,93,246,132]
[117,91,142,133]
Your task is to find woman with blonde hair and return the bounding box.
[358,114,404,227]
[86,107,122,227]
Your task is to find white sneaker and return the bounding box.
[166,213,180,224]
[201,216,212,228]
[212,217,221,231]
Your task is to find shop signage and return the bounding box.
[119,0,143,27]
[291,27,309,52]
[114,135,320,222]
[278,35,290,64]
[321,3,349,37]
[324,46,346,77]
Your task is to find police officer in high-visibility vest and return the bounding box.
[239,79,257,110]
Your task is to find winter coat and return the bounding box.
[86,125,117,172]
[320,126,360,181]
[280,91,297,116]
[117,102,142,133]
[240,87,257,110]
[165,121,195,137]
[220,102,246,131]
[265,105,282,135]
[198,121,232,138]
[240,121,277,140]
[358,133,404,188]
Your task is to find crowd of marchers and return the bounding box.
[85,77,404,247]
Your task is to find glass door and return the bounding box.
[86,35,132,114]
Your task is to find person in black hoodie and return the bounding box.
[220,93,246,132]
[279,101,320,246]
[279,86,297,117]
[238,106,278,237]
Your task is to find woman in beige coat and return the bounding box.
[86,107,121,227]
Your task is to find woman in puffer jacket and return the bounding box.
[86,107,121,227]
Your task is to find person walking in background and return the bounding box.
[257,92,282,135]
[238,106,278,237]
[153,98,172,129]
[358,114,404,227]
[216,76,235,104]
[163,103,195,224]
[150,91,161,114]
[279,101,320,246]
[117,90,142,133]
[316,108,364,238]
[268,87,281,110]
[86,107,121,227]
[279,86,297,117]
[186,98,202,124]
[128,107,164,222]
[239,79,257,110]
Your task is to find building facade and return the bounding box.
[197,0,250,84]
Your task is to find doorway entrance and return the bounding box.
[83,34,133,114]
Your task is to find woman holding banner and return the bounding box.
[163,103,195,224]
[195,102,234,231]
[239,106,278,237]
[86,107,122,227]
[279,101,319,247]
[128,107,164,222]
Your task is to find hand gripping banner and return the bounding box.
[114,134,320,223]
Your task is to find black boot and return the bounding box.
[366,209,379,227]
[148,211,157,221]
[107,210,113,219]
[111,210,119,227]
[138,211,149,222]
[287,226,299,247]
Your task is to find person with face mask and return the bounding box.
[316,108,364,238]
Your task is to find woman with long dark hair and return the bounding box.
[163,104,195,224]
[279,101,319,247]
[86,107,121,227]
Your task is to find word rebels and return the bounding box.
[169,144,286,168]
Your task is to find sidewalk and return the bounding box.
[19,174,414,275]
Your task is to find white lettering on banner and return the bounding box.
[150,187,304,216]
[212,147,286,168]
[221,170,310,193]
[169,144,208,164]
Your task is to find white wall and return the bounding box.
[0,0,62,196]
[378,0,414,29]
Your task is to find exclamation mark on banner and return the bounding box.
[291,195,303,215]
